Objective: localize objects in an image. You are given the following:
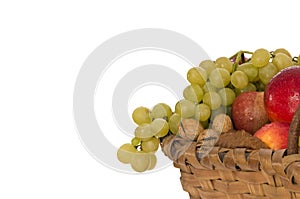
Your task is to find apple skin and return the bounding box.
[254,122,290,150]
[264,66,300,123]
[232,91,269,134]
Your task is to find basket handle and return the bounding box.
[287,104,300,155]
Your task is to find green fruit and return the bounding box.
[150,103,172,120]
[209,68,231,88]
[175,99,195,118]
[132,106,151,125]
[187,67,208,86]
[251,48,270,67]
[150,118,169,137]
[169,113,181,134]
[117,143,137,164]
[183,84,204,103]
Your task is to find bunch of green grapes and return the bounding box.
[117,48,299,172]
[117,104,171,172]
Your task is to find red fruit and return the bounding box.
[232,91,269,134]
[254,122,290,150]
[264,66,300,123]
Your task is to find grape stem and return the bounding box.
[230,50,253,72]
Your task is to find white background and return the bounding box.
[1,1,300,198]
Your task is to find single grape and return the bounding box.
[194,103,211,121]
[147,153,157,170]
[132,106,151,125]
[131,137,141,147]
[272,52,293,71]
[183,84,204,103]
[187,67,208,86]
[218,88,236,106]
[231,71,249,89]
[251,48,271,67]
[175,99,195,118]
[209,68,231,88]
[150,103,172,120]
[203,92,222,110]
[237,62,258,82]
[141,137,160,152]
[169,113,181,134]
[259,62,278,85]
[202,82,217,93]
[235,83,256,95]
[199,60,217,76]
[117,143,137,164]
[274,48,292,58]
[130,151,150,172]
[215,57,233,73]
[134,123,155,139]
[150,118,169,137]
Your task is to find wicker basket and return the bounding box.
[161,105,300,199]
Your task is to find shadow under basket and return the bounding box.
[161,105,300,199]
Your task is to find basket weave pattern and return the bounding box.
[162,106,300,199]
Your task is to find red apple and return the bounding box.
[254,122,290,150]
[264,66,300,123]
[232,91,269,134]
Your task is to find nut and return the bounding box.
[212,113,233,133]
[178,118,204,140]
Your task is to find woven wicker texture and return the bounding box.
[161,105,300,199]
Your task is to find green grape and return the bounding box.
[272,52,293,71]
[175,99,195,118]
[235,83,257,95]
[199,60,217,76]
[203,92,222,110]
[251,48,271,67]
[169,113,181,134]
[130,151,150,172]
[132,106,151,125]
[218,88,236,106]
[148,153,157,170]
[194,103,211,122]
[187,67,208,86]
[183,84,204,103]
[215,57,233,73]
[274,48,292,58]
[231,71,249,89]
[202,82,217,93]
[209,68,231,88]
[150,103,172,120]
[141,137,160,152]
[237,63,258,82]
[150,118,169,137]
[131,137,141,147]
[134,123,155,139]
[117,143,137,164]
[259,62,278,85]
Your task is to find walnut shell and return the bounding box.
[212,113,233,133]
[178,118,204,140]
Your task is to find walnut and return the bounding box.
[212,114,233,133]
[178,118,204,140]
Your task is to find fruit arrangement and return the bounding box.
[117,48,300,172]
